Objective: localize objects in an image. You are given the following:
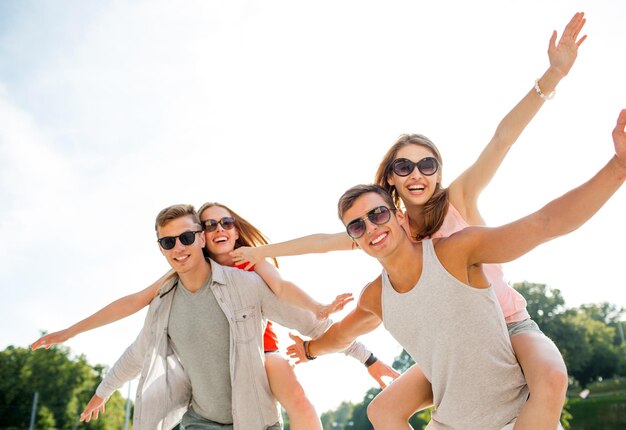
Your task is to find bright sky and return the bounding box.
[1,0,626,416]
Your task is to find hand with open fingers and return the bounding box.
[367,360,401,389]
[80,394,107,422]
[548,11,587,78]
[613,109,626,168]
[230,246,263,268]
[31,329,73,350]
[286,333,309,364]
[316,293,354,319]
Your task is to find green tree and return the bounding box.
[513,282,566,329]
[514,283,625,387]
[0,344,128,429]
[321,400,356,429]
[392,349,414,373]
[349,388,378,429]
[563,311,621,387]
[578,302,624,326]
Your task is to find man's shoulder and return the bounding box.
[358,274,382,310]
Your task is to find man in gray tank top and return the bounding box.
[287,110,626,429]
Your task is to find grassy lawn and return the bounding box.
[567,386,626,429]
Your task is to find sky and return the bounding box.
[1,0,626,416]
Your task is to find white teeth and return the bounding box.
[174,255,189,261]
[215,237,227,243]
[371,233,387,245]
[408,185,424,191]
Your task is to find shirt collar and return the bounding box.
[159,258,227,298]
[208,258,228,286]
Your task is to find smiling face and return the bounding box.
[387,144,442,208]
[157,215,206,275]
[341,191,406,260]
[199,205,240,263]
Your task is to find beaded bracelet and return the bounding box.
[534,78,556,101]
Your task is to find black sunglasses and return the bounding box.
[158,230,203,250]
[202,217,236,232]
[391,157,439,177]
[345,206,394,239]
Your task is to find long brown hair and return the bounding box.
[374,134,449,240]
[197,202,279,268]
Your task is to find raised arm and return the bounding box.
[31,270,173,350]
[463,109,626,266]
[253,260,353,319]
[230,232,353,267]
[449,12,587,224]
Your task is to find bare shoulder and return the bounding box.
[431,228,486,281]
[358,274,383,318]
[432,230,479,261]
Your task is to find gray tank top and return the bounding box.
[381,239,528,429]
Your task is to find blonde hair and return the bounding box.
[197,202,279,268]
[374,134,449,240]
[154,204,201,233]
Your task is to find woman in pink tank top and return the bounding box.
[232,12,587,429]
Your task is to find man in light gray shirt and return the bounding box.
[78,204,359,429]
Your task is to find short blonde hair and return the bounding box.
[154,204,201,233]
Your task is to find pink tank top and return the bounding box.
[430,204,529,323]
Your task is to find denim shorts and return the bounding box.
[506,318,542,338]
[180,407,281,430]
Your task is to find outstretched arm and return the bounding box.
[231,232,353,267]
[464,109,626,265]
[253,260,353,319]
[268,275,397,387]
[287,281,383,361]
[30,270,173,349]
[449,12,587,224]
[80,299,159,422]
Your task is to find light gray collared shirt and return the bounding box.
[96,259,370,430]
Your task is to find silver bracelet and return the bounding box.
[534,78,556,101]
